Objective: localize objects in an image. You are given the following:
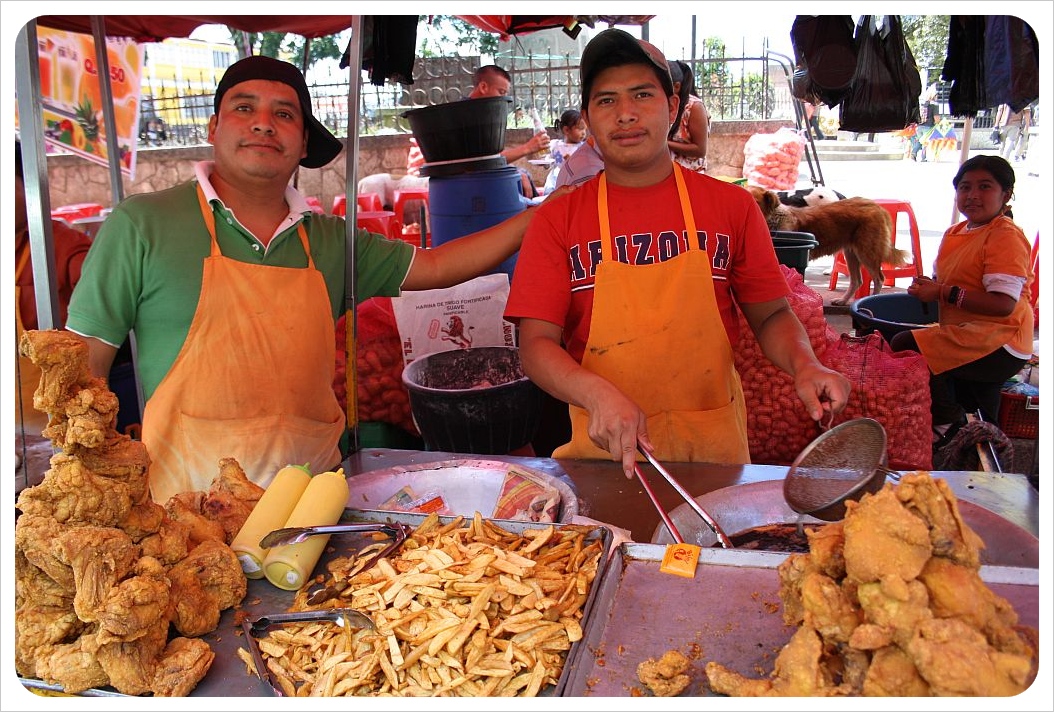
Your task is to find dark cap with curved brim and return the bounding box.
[580,28,674,104]
[214,55,343,169]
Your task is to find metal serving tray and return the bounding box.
[561,543,1040,697]
[20,509,611,698]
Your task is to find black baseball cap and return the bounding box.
[580,29,674,105]
[214,55,343,168]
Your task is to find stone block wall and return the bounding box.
[42,120,793,211]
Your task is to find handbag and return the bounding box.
[839,15,923,132]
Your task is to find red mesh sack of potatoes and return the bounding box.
[734,266,834,465]
[820,332,932,470]
[335,297,418,436]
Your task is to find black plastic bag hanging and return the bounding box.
[941,16,986,116]
[839,15,923,133]
[983,16,1039,112]
[789,15,857,108]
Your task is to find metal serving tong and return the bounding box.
[241,608,376,696]
[636,440,733,549]
[260,521,413,606]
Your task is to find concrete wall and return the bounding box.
[43,120,793,211]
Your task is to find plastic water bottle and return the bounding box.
[529,108,545,135]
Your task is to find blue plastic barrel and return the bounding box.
[428,167,528,280]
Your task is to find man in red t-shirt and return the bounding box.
[504,29,850,478]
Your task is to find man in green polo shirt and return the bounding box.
[66,55,541,502]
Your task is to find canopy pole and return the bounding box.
[15,20,60,331]
[344,16,365,453]
[950,116,974,225]
[90,16,124,204]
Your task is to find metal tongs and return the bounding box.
[241,608,376,696]
[636,440,733,549]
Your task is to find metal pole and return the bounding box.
[15,20,60,331]
[90,16,124,203]
[344,16,364,453]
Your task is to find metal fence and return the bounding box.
[137,52,988,148]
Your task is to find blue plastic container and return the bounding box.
[428,167,529,280]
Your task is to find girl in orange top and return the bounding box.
[892,155,1035,440]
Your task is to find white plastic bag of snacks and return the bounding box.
[743,127,805,191]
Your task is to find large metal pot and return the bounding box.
[651,480,1039,568]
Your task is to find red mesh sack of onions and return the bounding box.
[742,128,805,191]
[819,332,932,470]
[734,266,833,464]
[334,297,418,436]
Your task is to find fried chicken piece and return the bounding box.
[803,521,845,578]
[167,540,246,637]
[151,637,216,697]
[164,494,226,546]
[14,514,75,592]
[139,516,192,566]
[861,645,932,696]
[895,472,985,568]
[854,575,932,650]
[91,618,169,696]
[117,498,166,541]
[799,570,862,644]
[201,457,264,543]
[706,626,845,696]
[45,382,120,449]
[777,553,814,626]
[907,617,1034,696]
[17,453,133,527]
[15,548,73,609]
[94,557,171,645]
[842,487,932,584]
[69,435,152,504]
[56,525,140,624]
[14,605,86,679]
[33,635,111,695]
[18,329,92,413]
[919,556,1030,656]
[637,649,691,696]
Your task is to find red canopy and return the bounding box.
[456,15,655,41]
[35,15,355,43]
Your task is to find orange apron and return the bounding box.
[141,187,345,502]
[15,245,49,434]
[552,164,750,464]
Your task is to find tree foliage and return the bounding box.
[226,29,343,69]
[416,15,498,57]
[901,15,950,80]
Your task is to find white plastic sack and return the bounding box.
[743,127,806,191]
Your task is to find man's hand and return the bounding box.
[581,380,651,480]
[793,362,851,423]
[526,131,551,154]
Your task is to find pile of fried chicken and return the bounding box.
[15,330,263,696]
[705,472,1038,696]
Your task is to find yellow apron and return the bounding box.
[141,187,345,502]
[552,164,750,464]
[15,245,49,434]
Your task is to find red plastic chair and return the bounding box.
[51,202,104,223]
[332,195,347,216]
[828,198,924,299]
[392,188,430,248]
[357,192,383,212]
[305,196,325,214]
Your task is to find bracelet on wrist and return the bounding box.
[956,288,967,308]
[947,285,961,305]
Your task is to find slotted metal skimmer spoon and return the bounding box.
[783,417,900,522]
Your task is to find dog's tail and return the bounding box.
[887,246,911,267]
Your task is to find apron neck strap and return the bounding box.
[598,163,697,262]
[195,183,314,267]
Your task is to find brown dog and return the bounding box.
[748,186,908,305]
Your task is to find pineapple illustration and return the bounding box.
[74,95,100,143]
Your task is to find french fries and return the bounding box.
[241,512,603,696]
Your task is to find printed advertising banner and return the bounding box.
[17,27,143,178]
